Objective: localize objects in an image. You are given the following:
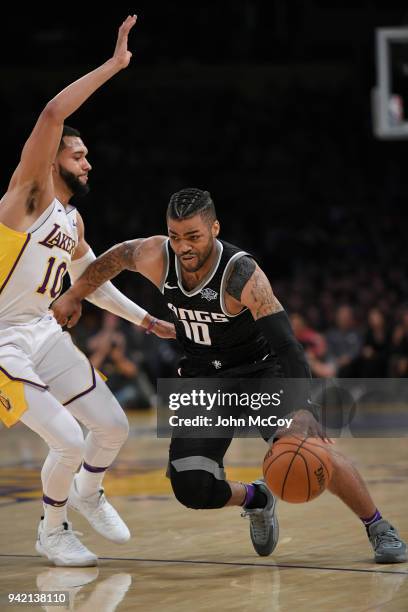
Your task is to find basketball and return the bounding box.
[263,436,333,503]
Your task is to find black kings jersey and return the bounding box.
[162,239,270,376]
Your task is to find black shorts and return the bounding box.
[179,353,283,379]
[169,355,282,473]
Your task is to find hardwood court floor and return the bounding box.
[0,413,407,611]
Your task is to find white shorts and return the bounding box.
[0,314,96,407]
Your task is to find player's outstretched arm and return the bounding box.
[1,15,137,225]
[66,215,171,334]
[64,235,167,299]
[52,238,144,327]
[52,236,175,338]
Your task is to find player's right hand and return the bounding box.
[52,290,83,328]
[112,14,137,70]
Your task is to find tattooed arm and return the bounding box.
[226,256,321,436]
[227,255,311,376]
[67,235,166,298]
[70,238,144,295]
[225,256,283,319]
[51,236,174,338]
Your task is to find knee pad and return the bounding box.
[170,468,231,509]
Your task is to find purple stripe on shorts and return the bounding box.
[63,365,96,406]
[83,461,109,473]
[0,365,48,390]
[43,494,68,507]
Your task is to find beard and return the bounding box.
[60,167,90,198]
[178,236,215,273]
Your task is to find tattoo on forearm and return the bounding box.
[250,268,283,320]
[82,241,138,290]
[121,241,139,271]
[226,256,256,301]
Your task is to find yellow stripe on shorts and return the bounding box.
[95,368,107,382]
[0,371,28,428]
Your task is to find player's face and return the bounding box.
[168,215,220,273]
[55,136,92,198]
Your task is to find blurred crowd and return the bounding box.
[289,304,408,380]
[62,79,408,408]
[3,8,408,406]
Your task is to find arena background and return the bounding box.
[1,5,408,404]
[2,4,408,405]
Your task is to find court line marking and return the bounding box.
[0,554,406,575]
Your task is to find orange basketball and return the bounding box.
[263,435,333,503]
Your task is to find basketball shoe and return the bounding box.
[368,519,407,563]
[241,479,279,556]
[68,475,130,544]
[36,518,98,567]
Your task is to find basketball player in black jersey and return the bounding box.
[53,188,407,563]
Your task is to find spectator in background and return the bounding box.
[87,312,155,409]
[127,325,182,382]
[390,307,408,377]
[69,307,101,355]
[291,313,335,378]
[326,305,362,377]
[360,308,390,377]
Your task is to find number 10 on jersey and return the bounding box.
[37,257,67,299]
[179,320,212,345]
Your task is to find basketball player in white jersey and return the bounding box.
[0,15,175,567]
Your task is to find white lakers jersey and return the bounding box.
[0,199,78,326]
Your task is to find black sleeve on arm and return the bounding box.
[256,311,311,378]
[256,311,319,420]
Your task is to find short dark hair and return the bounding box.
[167,188,216,225]
[58,125,81,152]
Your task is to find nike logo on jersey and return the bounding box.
[164,282,179,290]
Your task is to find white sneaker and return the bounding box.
[36,519,98,567]
[68,476,130,544]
